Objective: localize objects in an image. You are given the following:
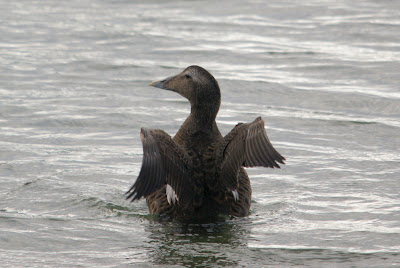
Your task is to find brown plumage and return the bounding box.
[126,66,285,221]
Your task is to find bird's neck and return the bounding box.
[189,102,219,131]
[174,101,221,146]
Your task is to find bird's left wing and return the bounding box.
[125,128,193,206]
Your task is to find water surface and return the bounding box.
[1,0,400,267]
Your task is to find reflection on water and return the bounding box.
[144,220,249,267]
[130,213,400,267]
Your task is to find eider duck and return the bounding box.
[126,66,285,221]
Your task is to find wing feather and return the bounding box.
[126,128,193,206]
[218,117,285,191]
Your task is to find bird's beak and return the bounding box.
[149,75,175,89]
[149,80,164,88]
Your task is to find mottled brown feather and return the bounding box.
[126,66,285,221]
[217,117,285,193]
[125,128,193,207]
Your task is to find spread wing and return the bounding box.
[125,128,193,205]
[218,117,285,191]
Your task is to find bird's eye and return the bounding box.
[184,74,191,79]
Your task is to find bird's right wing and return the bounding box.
[125,128,193,206]
[217,117,285,193]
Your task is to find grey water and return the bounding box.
[1,0,400,267]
